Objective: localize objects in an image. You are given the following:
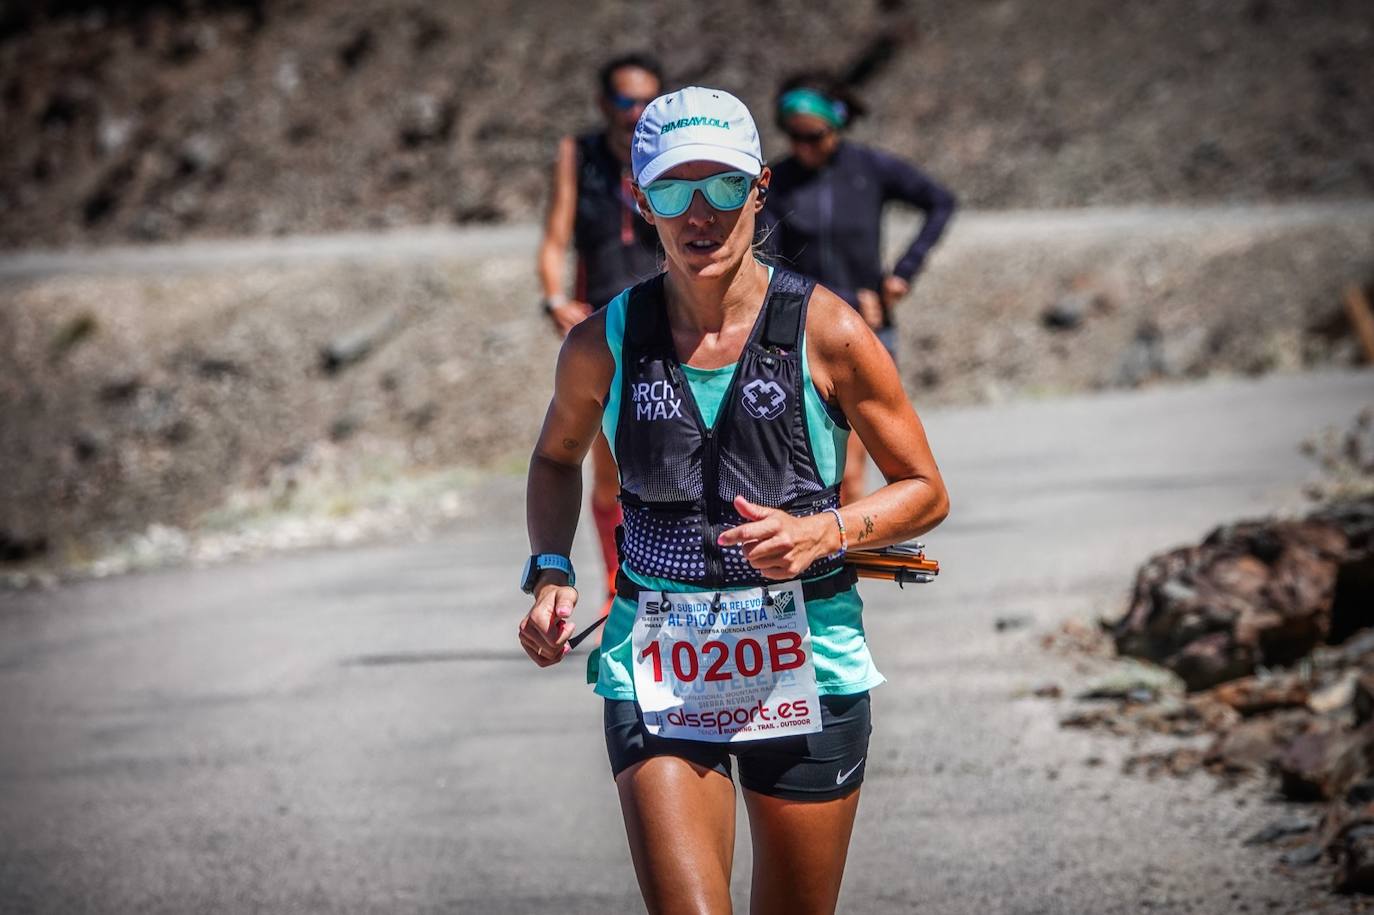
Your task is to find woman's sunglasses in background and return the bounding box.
[785,126,833,145]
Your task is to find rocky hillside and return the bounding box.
[2,0,1371,248]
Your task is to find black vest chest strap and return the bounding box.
[624,269,809,351]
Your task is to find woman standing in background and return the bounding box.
[761,71,956,504]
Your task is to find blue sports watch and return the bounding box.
[521,553,575,593]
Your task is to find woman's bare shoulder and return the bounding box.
[559,309,614,376]
[805,284,875,366]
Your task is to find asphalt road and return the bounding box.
[1,368,1371,914]
[3,201,1371,279]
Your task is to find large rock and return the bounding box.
[1112,499,1373,691]
[1335,822,1374,894]
[1277,721,1374,802]
[1204,708,1312,775]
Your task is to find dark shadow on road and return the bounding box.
[340,649,523,666]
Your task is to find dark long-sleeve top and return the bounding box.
[759,141,956,316]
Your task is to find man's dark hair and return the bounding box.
[598,52,664,98]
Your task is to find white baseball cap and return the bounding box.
[632,86,764,187]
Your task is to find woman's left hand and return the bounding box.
[716,495,836,580]
[880,274,910,309]
[855,288,885,330]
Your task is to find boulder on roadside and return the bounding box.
[1111,501,1370,690]
[1277,721,1374,802]
[1204,708,1313,775]
[1334,822,1374,893]
[1064,494,1374,895]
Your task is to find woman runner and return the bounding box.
[518,87,948,914]
[761,71,956,505]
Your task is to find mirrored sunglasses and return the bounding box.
[642,171,755,218]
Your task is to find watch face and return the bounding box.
[520,556,536,593]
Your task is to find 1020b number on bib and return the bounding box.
[639,632,805,684]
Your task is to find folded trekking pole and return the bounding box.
[843,541,939,586]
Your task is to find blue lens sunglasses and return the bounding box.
[608,91,655,112]
[641,171,756,219]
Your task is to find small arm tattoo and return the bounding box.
[856,514,875,542]
[562,438,579,451]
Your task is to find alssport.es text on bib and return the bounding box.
[631,582,822,742]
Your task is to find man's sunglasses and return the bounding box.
[641,171,755,218]
[785,126,833,145]
[607,92,655,111]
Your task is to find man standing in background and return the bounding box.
[535,53,664,626]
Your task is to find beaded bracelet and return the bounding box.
[824,507,847,560]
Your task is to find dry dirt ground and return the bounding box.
[2,202,1372,573]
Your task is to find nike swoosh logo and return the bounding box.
[836,758,864,785]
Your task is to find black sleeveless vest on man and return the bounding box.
[614,268,844,588]
[573,132,661,310]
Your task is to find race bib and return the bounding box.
[631,582,822,743]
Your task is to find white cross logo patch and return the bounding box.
[741,379,786,420]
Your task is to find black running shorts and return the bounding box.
[604,692,871,802]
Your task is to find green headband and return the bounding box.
[777,88,847,129]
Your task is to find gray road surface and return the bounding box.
[1,368,1371,914]
[2,200,1372,279]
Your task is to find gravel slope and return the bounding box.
[2,0,1370,247]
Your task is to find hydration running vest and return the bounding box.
[614,268,844,588]
[573,132,661,309]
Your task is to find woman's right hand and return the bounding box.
[547,299,594,337]
[517,577,579,667]
[855,289,885,331]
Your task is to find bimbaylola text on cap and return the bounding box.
[632,86,763,187]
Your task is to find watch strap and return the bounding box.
[523,553,575,592]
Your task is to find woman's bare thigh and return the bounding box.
[616,757,739,915]
[743,786,861,915]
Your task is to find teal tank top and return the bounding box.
[591,267,886,699]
